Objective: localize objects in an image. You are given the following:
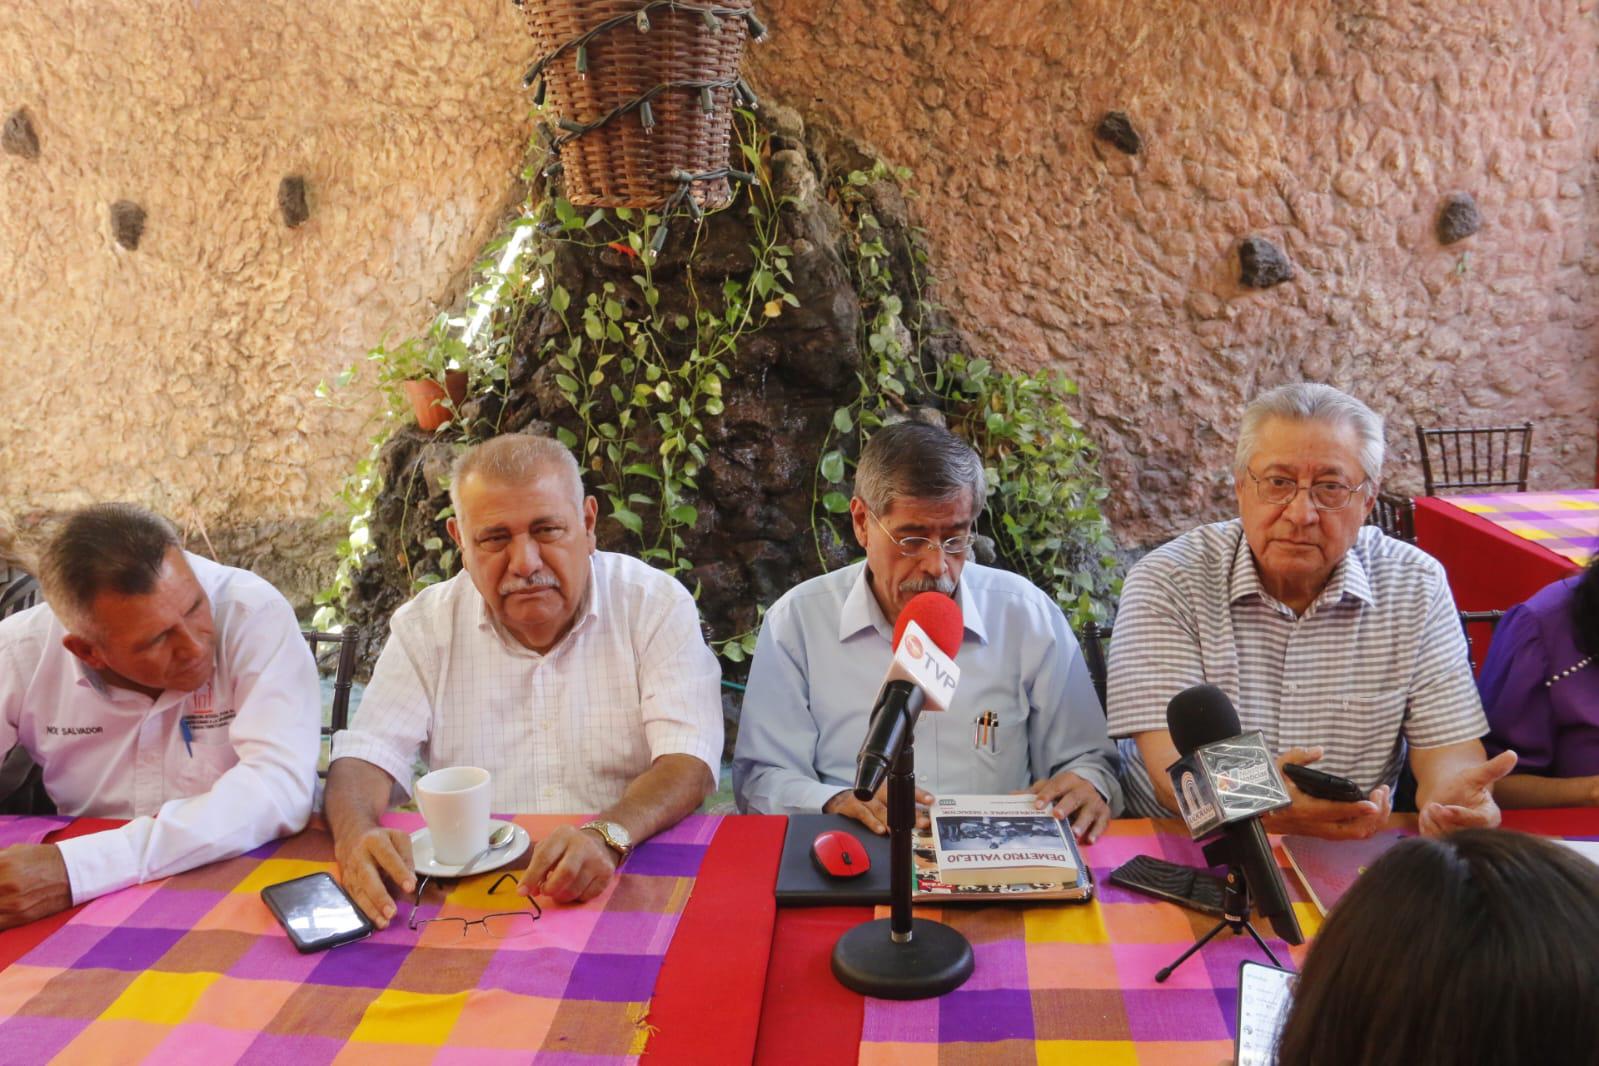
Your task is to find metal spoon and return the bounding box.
[456,823,517,877]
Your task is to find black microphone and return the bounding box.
[854,682,925,799]
[1167,685,1303,945]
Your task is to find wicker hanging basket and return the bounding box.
[518,0,761,210]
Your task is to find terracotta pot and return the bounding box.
[401,371,470,431]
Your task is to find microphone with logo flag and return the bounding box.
[832,590,974,1000]
[1162,685,1304,966]
[853,592,965,798]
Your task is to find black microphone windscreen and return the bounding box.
[1167,685,1242,756]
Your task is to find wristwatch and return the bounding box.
[579,820,633,864]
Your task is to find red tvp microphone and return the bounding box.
[853,592,964,798]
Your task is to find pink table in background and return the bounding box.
[1413,491,1593,668]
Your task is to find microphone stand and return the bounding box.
[830,734,975,999]
[1155,838,1289,983]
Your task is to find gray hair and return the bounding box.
[1236,382,1385,486]
[449,433,585,519]
[854,421,987,516]
[37,503,181,634]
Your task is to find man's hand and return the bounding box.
[1023,771,1111,843]
[1263,747,1391,841]
[1419,749,1517,837]
[334,827,415,929]
[823,783,935,835]
[0,845,73,931]
[520,826,619,904]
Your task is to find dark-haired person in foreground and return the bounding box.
[1108,383,1515,839]
[732,421,1121,841]
[0,504,320,928]
[1479,555,1599,807]
[1275,830,1599,1066]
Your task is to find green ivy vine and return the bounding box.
[811,162,1122,627]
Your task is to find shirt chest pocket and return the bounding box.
[966,708,1020,760]
[1328,688,1409,775]
[182,715,235,747]
[171,735,237,797]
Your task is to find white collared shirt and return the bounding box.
[331,551,724,812]
[0,553,321,903]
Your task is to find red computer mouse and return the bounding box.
[811,830,870,878]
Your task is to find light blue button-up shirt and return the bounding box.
[732,559,1121,815]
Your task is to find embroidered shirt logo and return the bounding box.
[182,682,237,733]
[46,725,104,736]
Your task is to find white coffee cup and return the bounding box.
[415,766,492,866]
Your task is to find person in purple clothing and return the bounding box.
[1479,556,1599,807]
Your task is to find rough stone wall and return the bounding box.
[748,0,1599,543]
[0,1,536,600]
[4,1,1595,587]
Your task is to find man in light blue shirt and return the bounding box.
[732,422,1121,842]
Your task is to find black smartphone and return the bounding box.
[261,872,375,954]
[1283,763,1367,803]
[1108,855,1226,917]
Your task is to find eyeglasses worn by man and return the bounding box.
[732,420,1122,843]
[1107,382,1515,840]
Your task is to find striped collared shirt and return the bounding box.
[1106,520,1485,817]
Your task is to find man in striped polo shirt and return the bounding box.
[1107,383,1516,839]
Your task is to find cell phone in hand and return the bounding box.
[261,872,374,954]
[1282,763,1367,804]
[1236,960,1295,1066]
[1108,855,1227,917]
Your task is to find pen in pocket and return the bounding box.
[180,717,194,757]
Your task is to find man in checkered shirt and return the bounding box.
[1107,383,1517,840]
[326,435,723,926]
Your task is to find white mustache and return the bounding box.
[899,575,956,597]
[499,574,560,596]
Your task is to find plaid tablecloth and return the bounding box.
[1441,490,1599,568]
[0,812,719,1065]
[859,820,1323,1066]
[0,816,70,849]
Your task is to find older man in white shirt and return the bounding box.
[0,504,320,928]
[326,434,722,927]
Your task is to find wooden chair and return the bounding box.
[1367,491,1416,543]
[1458,609,1506,663]
[0,573,50,813]
[1080,621,1111,715]
[1415,423,1533,496]
[304,628,360,774]
[0,572,39,620]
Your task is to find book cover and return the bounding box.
[1282,831,1408,916]
[919,794,1090,899]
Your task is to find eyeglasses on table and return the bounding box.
[407,871,543,938]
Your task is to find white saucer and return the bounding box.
[410,820,531,878]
